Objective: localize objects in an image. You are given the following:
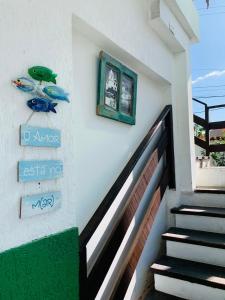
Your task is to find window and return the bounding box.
[97,51,137,125]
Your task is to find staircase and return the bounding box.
[149,204,225,299]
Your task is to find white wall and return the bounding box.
[173,0,200,41]
[0,0,75,253]
[196,167,225,188]
[0,0,198,245]
[172,50,196,192]
[71,0,174,83]
[72,27,168,231]
[0,0,175,253]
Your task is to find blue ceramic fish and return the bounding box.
[12,77,36,93]
[27,98,57,113]
[12,77,46,97]
[13,77,69,102]
[43,86,69,102]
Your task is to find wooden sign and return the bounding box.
[18,160,63,182]
[20,125,61,148]
[20,191,61,218]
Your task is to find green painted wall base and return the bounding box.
[0,228,79,300]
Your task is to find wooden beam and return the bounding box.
[85,136,168,299]
[194,136,208,150]
[193,115,208,129]
[209,144,225,152]
[209,121,225,130]
[111,169,169,300]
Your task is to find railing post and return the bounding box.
[193,98,210,156]
[165,105,176,189]
[205,106,210,156]
[79,245,88,300]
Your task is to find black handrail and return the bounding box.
[208,104,225,109]
[193,97,208,107]
[193,97,225,113]
[79,105,175,299]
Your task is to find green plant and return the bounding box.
[211,152,225,166]
[194,124,205,139]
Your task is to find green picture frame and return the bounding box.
[97,51,137,125]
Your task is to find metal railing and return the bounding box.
[193,98,225,155]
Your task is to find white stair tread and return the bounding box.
[162,227,225,249]
[171,205,225,218]
[151,256,225,290]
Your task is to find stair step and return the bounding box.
[171,205,225,218]
[151,256,225,290]
[145,290,183,299]
[195,188,225,194]
[171,206,225,233]
[162,227,225,249]
[162,228,225,267]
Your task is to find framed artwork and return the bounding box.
[97,51,137,125]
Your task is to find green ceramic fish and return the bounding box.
[28,66,57,84]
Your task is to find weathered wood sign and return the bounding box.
[20,125,61,148]
[20,191,61,218]
[18,160,63,182]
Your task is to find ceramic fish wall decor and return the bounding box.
[13,78,70,102]
[27,98,57,113]
[12,77,36,93]
[12,65,70,113]
[43,86,69,102]
[28,66,57,84]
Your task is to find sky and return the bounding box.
[192,0,225,121]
